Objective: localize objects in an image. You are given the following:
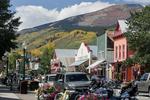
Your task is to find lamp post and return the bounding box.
[22,42,26,80]
[3,51,9,77]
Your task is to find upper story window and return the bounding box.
[122,44,125,59]
[119,45,121,59]
[115,46,118,59]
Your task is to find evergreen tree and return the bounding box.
[125,6,150,70]
[0,0,21,59]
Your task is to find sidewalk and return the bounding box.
[0,84,19,100]
[0,84,36,100]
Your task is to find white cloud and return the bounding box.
[15,1,113,30]
[15,6,59,30]
[123,0,150,5]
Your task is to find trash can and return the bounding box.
[29,81,39,91]
[20,80,28,94]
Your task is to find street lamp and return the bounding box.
[3,51,9,77]
[22,41,27,80]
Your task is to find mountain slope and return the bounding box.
[17,4,142,50]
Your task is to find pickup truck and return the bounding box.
[137,73,150,96]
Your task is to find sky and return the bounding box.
[10,0,150,30]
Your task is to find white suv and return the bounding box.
[137,73,150,96]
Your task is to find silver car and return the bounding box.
[137,73,150,96]
[54,72,91,91]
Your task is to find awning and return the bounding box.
[86,59,105,69]
[69,59,88,67]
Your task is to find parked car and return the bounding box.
[39,74,56,87]
[54,72,91,92]
[137,73,150,96]
[45,74,56,86]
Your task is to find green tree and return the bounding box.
[125,6,150,71]
[8,52,21,72]
[39,47,54,74]
[0,0,21,59]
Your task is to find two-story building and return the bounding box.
[113,20,140,82]
[70,42,97,73]
[87,31,114,80]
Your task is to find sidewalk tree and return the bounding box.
[0,0,21,59]
[125,6,150,71]
[39,43,55,74]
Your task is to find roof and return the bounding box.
[86,59,105,69]
[55,46,97,58]
[118,20,128,33]
[69,59,88,67]
[55,49,77,58]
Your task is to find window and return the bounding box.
[119,45,121,59]
[122,45,125,59]
[115,46,118,59]
[66,74,89,82]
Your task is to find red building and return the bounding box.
[113,20,140,82]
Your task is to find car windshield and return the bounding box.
[66,74,89,82]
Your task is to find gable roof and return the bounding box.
[118,20,128,33]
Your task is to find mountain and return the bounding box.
[17,4,142,50]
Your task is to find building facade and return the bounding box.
[113,20,138,82]
[87,31,114,80]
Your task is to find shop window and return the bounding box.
[119,45,121,59]
[115,46,118,60]
[122,44,125,59]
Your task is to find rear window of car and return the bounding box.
[66,74,89,82]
